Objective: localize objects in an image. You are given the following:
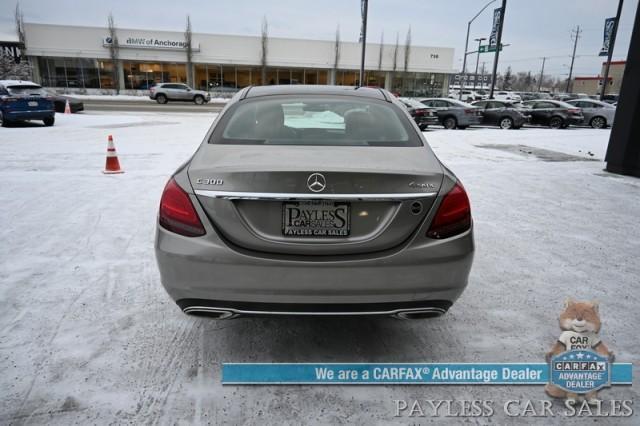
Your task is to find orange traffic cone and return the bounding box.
[64,99,71,114]
[103,135,124,174]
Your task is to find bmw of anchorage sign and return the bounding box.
[102,36,200,51]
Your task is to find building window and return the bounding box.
[37,57,114,89]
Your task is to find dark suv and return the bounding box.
[0,80,55,127]
[149,83,211,105]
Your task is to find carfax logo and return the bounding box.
[545,299,615,404]
[550,350,610,394]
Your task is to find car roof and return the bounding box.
[0,79,39,87]
[242,85,389,101]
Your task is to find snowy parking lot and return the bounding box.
[1,112,638,424]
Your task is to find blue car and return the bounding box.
[0,80,55,127]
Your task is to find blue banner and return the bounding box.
[489,8,502,48]
[222,362,633,385]
[600,17,616,56]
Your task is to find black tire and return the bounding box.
[549,116,563,129]
[443,116,457,129]
[0,111,7,127]
[499,116,514,129]
[43,116,55,126]
[156,94,168,104]
[590,116,607,129]
[457,125,468,130]
[193,95,205,105]
[418,123,428,131]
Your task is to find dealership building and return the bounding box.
[14,23,455,97]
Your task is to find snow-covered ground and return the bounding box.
[0,113,638,425]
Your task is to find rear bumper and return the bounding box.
[459,115,483,126]
[155,217,474,311]
[3,110,54,121]
[415,116,440,127]
[568,116,584,125]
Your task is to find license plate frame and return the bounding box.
[282,200,351,237]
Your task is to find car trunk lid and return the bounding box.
[188,144,443,255]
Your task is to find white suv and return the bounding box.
[493,91,522,103]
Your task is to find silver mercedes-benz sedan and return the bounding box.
[155,85,474,319]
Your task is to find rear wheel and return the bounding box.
[549,116,563,129]
[590,116,607,129]
[193,95,205,105]
[156,94,168,104]
[43,116,55,126]
[499,117,514,129]
[457,125,468,130]
[0,111,6,127]
[443,116,457,129]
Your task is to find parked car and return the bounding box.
[471,100,530,129]
[566,99,616,129]
[492,91,522,103]
[46,91,84,113]
[448,89,484,102]
[0,80,55,127]
[155,85,474,319]
[398,97,439,130]
[418,98,483,129]
[601,94,619,104]
[520,99,584,128]
[149,83,211,104]
[552,93,579,102]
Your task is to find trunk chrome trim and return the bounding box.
[193,190,437,201]
[183,305,446,318]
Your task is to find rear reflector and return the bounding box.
[426,182,472,239]
[159,178,206,237]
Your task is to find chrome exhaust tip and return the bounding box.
[393,307,447,320]
[183,306,238,319]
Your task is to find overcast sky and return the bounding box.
[0,0,637,78]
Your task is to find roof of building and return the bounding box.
[243,85,389,100]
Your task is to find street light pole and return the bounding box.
[359,0,369,87]
[459,0,496,98]
[473,37,486,90]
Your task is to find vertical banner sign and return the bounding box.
[599,17,616,56]
[489,8,502,48]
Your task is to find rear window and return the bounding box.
[7,85,47,96]
[209,96,421,147]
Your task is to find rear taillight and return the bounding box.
[414,108,426,116]
[159,178,205,237]
[568,108,581,114]
[426,182,472,239]
[464,109,477,115]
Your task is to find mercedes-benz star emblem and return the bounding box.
[307,173,326,193]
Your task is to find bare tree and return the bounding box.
[403,27,411,72]
[14,3,26,48]
[377,31,384,71]
[9,2,30,78]
[185,15,193,87]
[333,25,341,81]
[0,54,31,80]
[392,32,399,73]
[260,17,268,85]
[107,13,121,93]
